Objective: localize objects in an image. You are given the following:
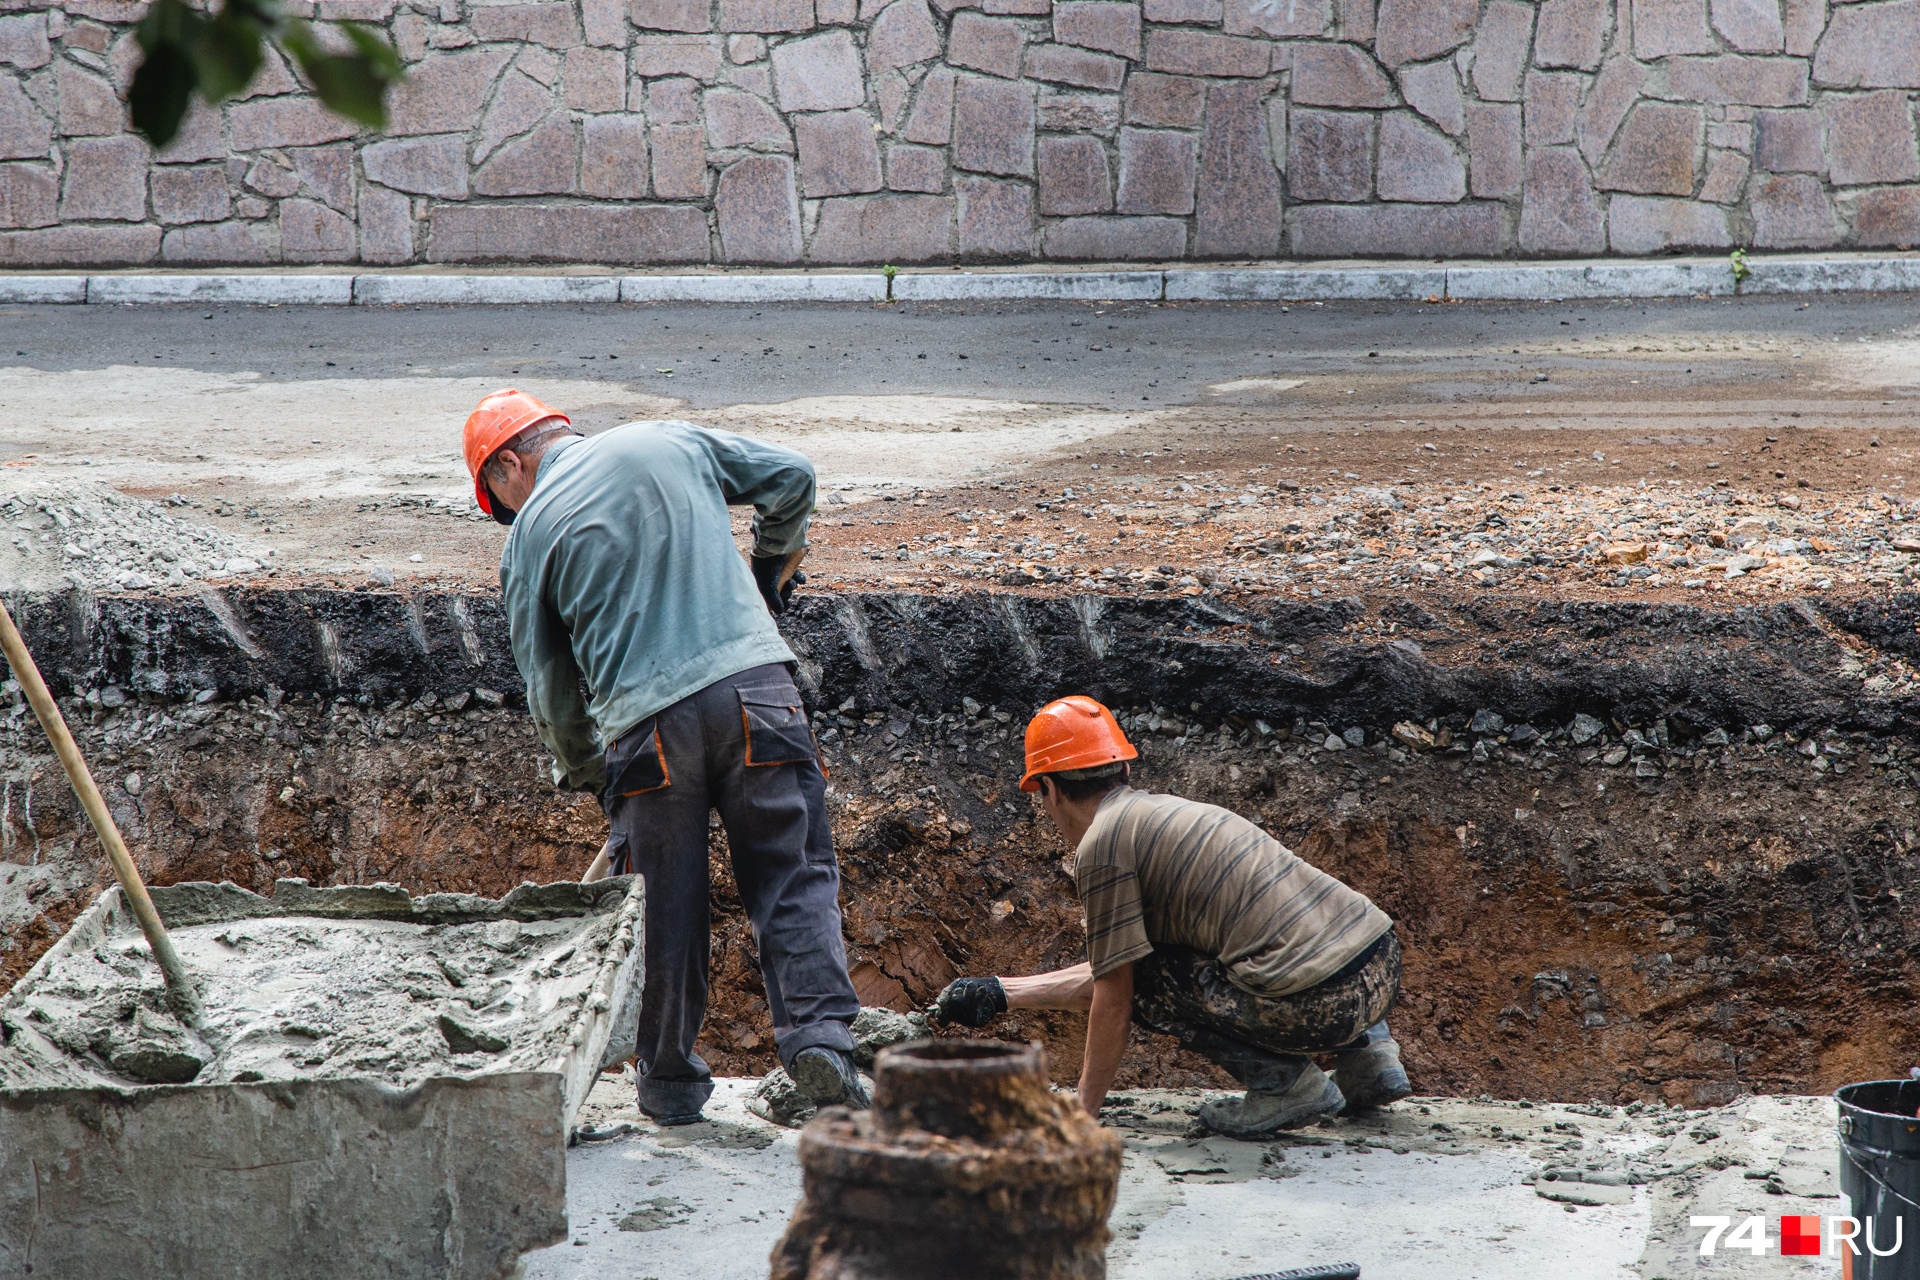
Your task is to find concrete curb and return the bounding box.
[3,254,1917,306]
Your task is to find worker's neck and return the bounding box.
[1051,792,1111,850]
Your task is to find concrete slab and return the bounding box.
[354,275,621,306]
[618,274,888,303]
[1741,256,1920,296]
[85,274,356,305]
[1165,268,1445,301]
[523,1079,1841,1280]
[0,275,85,303]
[893,271,1165,301]
[1444,261,1736,300]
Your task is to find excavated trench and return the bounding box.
[5,585,1920,1108]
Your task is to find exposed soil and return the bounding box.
[5,584,1920,1105]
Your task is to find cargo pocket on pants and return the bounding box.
[740,689,816,766]
[602,720,670,816]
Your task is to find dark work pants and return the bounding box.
[604,662,859,1119]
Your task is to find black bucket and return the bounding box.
[1836,1080,1920,1279]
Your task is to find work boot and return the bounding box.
[1332,1022,1412,1114]
[789,1046,871,1110]
[1199,1063,1345,1139]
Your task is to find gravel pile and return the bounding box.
[0,480,267,592]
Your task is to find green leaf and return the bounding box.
[192,8,266,103]
[135,0,202,51]
[128,39,197,147]
[282,20,402,130]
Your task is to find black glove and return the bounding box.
[933,976,1008,1028]
[751,550,807,615]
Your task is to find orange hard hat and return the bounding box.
[1019,695,1137,792]
[463,389,569,514]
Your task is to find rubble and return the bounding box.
[1,480,268,592]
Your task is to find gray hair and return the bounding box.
[481,420,577,487]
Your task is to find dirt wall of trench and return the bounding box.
[6,585,1920,1105]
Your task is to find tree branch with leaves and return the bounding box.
[130,0,403,148]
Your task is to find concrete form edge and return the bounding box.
[5,257,1918,304]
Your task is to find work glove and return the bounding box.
[932,976,1008,1028]
[751,547,808,615]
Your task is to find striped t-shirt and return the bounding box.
[1074,787,1393,998]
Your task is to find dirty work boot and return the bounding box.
[1332,1022,1412,1114]
[1199,1063,1345,1139]
[789,1046,871,1110]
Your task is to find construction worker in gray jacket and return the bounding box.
[463,389,866,1125]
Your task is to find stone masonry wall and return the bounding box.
[0,0,1916,266]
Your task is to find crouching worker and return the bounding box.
[467,390,866,1127]
[933,696,1410,1138]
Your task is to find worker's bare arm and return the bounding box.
[1077,963,1132,1118]
[1000,962,1095,1011]
[581,837,614,884]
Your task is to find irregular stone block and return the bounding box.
[58,63,122,135]
[430,204,711,262]
[0,14,50,69]
[1144,0,1220,19]
[1754,107,1823,172]
[1598,101,1699,195]
[292,143,353,213]
[0,78,46,161]
[1053,1,1140,59]
[1576,56,1645,164]
[868,0,942,72]
[1194,80,1280,256]
[1471,0,1533,101]
[59,135,147,221]
[797,108,883,195]
[1699,150,1749,202]
[1668,55,1808,105]
[729,61,774,96]
[707,89,792,150]
[772,30,864,109]
[1124,73,1203,126]
[1376,110,1464,202]
[1397,59,1461,134]
[950,13,1025,77]
[232,97,364,152]
[475,115,577,196]
[1039,133,1111,213]
[1518,146,1604,252]
[244,155,301,198]
[1812,0,1920,89]
[359,185,414,263]
[477,72,552,162]
[878,67,912,128]
[957,175,1034,255]
[0,162,54,228]
[281,197,355,262]
[1025,43,1127,88]
[819,0,856,22]
[633,0,712,30]
[1749,171,1836,245]
[0,223,159,265]
[887,142,946,191]
[1043,214,1184,258]
[1523,72,1581,146]
[953,74,1033,175]
[472,3,582,46]
[155,101,224,164]
[717,153,801,259]
[1143,30,1268,77]
[585,0,631,44]
[1534,0,1609,68]
[1711,0,1783,52]
[650,77,702,122]
[1784,0,1824,57]
[720,0,815,32]
[160,221,271,263]
[904,66,956,142]
[1374,0,1475,68]
[730,33,767,60]
[1288,108,1372,201]
[565,47,627,111]
[1633,0,1713,57]
[1041,90,1121,133]
[809,192,952,260]
[1855,185,1920,247]
[650,122,708,196]
[1290,42,1393,107]
[1708,120,1753,149]
[364,135,469,198]
[1608,194,1731,253]
[632,35,727,80]
[1465,100,1522,197]
[1290,200,1500,255]
[152,166,230,225]
[581,115,651,196]
[385,49,514,136]
[1224,0,1330,36]
[1825,91,1919,186]
[982,0,1049,14]
[1115,125,1194,214]
[1337,0,1374,39]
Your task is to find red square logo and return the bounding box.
[1781,1216,1821,1256]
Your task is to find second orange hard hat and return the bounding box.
[1019,695,1138,792]
[463,389,570,515]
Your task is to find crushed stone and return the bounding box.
[0,478,267,592]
